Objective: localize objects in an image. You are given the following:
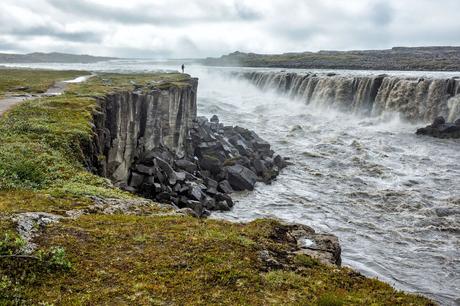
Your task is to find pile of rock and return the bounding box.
[416,116,460,138]
[125,115,289,217]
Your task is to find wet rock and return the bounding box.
[416,116,460,138]
[204,178,218,194]
[288,224,341,266]
[432,116,445,127]
[218,180,234,194]
[215,201,231,211]
[199,154,222,173]
[226,164,258,191]
[154,157,178,185]
[274,155,286,169]
[210,114,219,123]
[184,200,203,217]
[228,134,251,156]
[135,164,154,175]
[113,114,288,213]
[189,185,204,201]
[203,196,216,210]
[129,172,145,188]
[253,159,268,176]
[215,193,234,208]
[176,171,187,182]
[175,159,197,173]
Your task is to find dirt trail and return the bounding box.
[0,75,92,115]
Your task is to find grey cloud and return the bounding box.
[1,0,460,58]
[112,46,172,59]
[271,25,321,41]
[46,0,262,26]
[233,2,262,20]
[0,39,22,52]
[370,1,394,26]
[9,26,102,43]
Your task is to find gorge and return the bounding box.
[85,77,289,216]
[1,63,458,305]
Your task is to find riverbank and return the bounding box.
[202,47,460,71]
[0,68,434,305]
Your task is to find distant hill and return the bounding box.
[202,47,460,71]
[0,52,117,63]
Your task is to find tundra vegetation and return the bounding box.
[0,68,434,305]
[203,47,460,71]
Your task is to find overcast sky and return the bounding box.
[1,0,460,58]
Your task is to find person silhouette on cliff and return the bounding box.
[181,64,185,73]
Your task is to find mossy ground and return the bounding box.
[0,68,87,97]
[0,69,435,305]
[6,216,431,305]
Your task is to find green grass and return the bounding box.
[0,216,430,305]
[0,69,435,305]
[0,70,191,204]
[0,68,87,97]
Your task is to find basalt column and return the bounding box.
[90,78,198,185]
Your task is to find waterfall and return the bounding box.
[238,71,460,122]
[448,95,460,122]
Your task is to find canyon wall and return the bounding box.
[89,79,198,184]
[240,71,460,122]
[84,77,287,215]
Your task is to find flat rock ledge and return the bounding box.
[12,212,63,254]
[258,222,341,268]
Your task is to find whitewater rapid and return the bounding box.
[5,61,459,305]
[196,69,459,305]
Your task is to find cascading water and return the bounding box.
[240,71,460,122]
[202,70,460,305]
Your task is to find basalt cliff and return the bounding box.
[85,76,289,217]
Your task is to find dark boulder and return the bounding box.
[226,164,257,191]
[253,159,268,176]
[416,116,460,138]
[189,186,204,201]
[215,193,234,208]
[210,115,219,123]
[135,164,154,175]
[202,196,216,210]
[199,154,222,173]
[154,157,179,185]
[126,115,288,214]
[432,116,446,127]
[129,172,144,188]
[175,159,197,173]
[215,201,230,211]
[218,180,234,194]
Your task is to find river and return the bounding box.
[4,60,459,305]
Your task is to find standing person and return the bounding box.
[181,64,185,73]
